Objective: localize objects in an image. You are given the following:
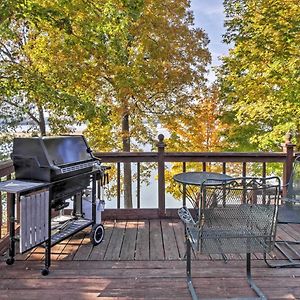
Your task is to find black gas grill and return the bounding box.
[1,135,107,275]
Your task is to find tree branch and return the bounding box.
[3,98,41,125]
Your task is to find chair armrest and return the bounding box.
[178,207,197,226]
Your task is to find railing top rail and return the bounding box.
[164,152,287,162]
[94,151,288,163]
[0,151,291,166]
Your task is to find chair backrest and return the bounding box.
[286,156,300,202]
[197,177,280,254]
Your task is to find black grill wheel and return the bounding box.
[90,224,105,245]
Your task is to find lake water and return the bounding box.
[102,165,184,210]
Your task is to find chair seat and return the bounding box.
[184,203,276,254]
[278,204,300,223]
[187,226,274,254]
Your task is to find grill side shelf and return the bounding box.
[49,218,93,247]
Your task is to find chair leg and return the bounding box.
[185,247,266,299]
[246,253,267,299]
[186,236,199,300]
[264,241,300,268]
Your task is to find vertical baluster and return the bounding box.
[242,163,247,203]
[117,162,121,209]
[242,162,247,177]
[262,162,267,204]
[157,134,166,216]
[262,162,266,178]
[182,162,186,206]
[202,162,206,172]
[222,162,226,174]
[137,162,141,209]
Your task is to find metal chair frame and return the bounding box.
[265,156,300,268]
[178,177,281,300]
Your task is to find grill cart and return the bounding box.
[0,135,109,275]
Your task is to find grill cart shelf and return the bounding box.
[0,169,107,276]
[50,218,94,246]
[0,135,109,276]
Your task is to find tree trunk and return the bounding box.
[38,106,46,136]
[122,112,133,208]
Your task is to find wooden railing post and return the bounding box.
[282,132,296,196]
[157,134,166,216]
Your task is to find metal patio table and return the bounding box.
[173,171,232,209]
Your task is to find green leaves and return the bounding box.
[0,0,211,157]
[219,0,300,151]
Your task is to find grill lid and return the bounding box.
[42,136,93,166]
[12,135,98,182]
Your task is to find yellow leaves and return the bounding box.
[165,86,226,153]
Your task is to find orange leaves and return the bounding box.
[165,86,227,153]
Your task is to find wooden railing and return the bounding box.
[95,134,296,218]
[0,134,296,246]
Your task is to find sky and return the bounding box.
[190,0,229,82]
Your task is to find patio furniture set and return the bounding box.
[174,157,300,300]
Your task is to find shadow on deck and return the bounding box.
[1,219,300,299]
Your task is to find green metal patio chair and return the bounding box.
[265,156,300,267]
[178,177,280,300]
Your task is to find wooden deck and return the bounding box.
[1,219,300,299]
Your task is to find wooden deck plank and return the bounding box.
[25,246,45,261]
[73,230,93,260]
[119,220,138,260]
[3,260,300,279]
[88,220,114,260]
[149,219,164,260]
[135,220,150,260]
[49,236,72,260]
[57,230,86,261]
[161,219,180,260]
[271,226,300,260]
[172,219,186,260]
[104,220,126,260]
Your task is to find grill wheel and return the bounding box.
[90,224,105,245]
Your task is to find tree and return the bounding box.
[163,85,229,197]
[218,0,300,151]
[0,1,91,157]
[165,85,226,152]
[15,0,211,207]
